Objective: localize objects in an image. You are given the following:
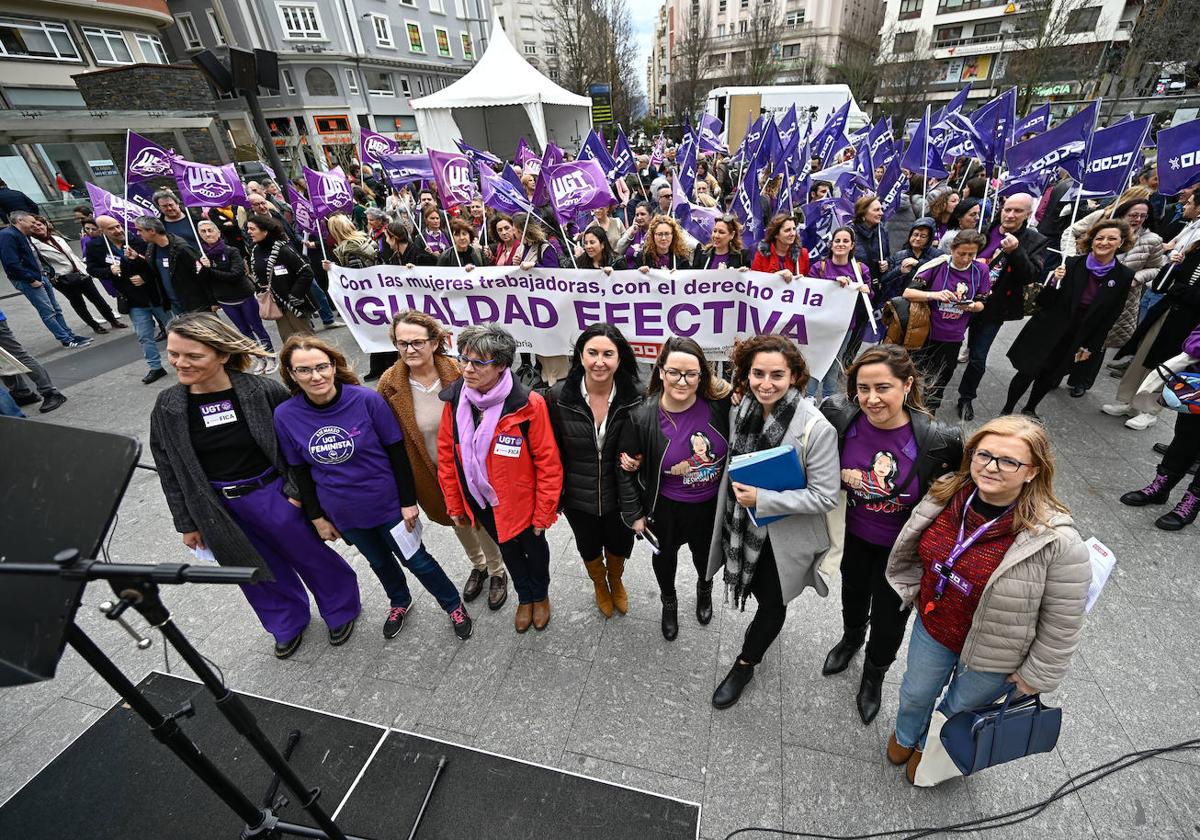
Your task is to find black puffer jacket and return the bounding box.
[545,372,642,515]
[616,394,733,527]
[820,394,963,504]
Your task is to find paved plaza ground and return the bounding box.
[1,285,1199,840]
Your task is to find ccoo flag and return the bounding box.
[456,138,502,168]
[542,159,615,225]
[1004,101,1096,183]
[379,153,434,188]
[698,114,727,154]
[85,182,145,232]
[1016,103,1052,138]
[1073,115,1152,200]
[479,162,535,216]
[900,109,950,180]
[1156,118,1200,196]
[612,129,636,177]
[427,148,478,207]
[732,160,765,250]
[578,129,618,180]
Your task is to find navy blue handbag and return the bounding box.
[940,685,1062,776]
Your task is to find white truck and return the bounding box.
[705,84,870,153]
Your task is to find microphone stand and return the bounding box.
[2,551,372,840]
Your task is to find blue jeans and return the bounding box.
[341,520,461,612]
[956,319,1004,401]
[894,617,1012,749]
[1139,290,1164,325]
[128,306,173,371]
[309,281,336,325]
[0,380,25,418]
[14,280,78,344]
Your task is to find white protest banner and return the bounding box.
[328,266,858,377]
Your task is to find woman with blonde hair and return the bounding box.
[885,415,1089,784]
[637,215,693,271]
[324,212,379,270]
[274,334,473,641]
[377,310,508,609]
[149,313,360,658]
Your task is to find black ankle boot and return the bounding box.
[956,399,974,421]
[856,657,888,725]
[712,662,754,709]
[696,579,713,625]
[1120,470,1181,507]
[822,624,868,676]
[660,596,678,641]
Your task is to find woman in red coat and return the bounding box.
[438,323,563,633]
[751,213,810,280]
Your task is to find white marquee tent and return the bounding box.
[410,12,592,157]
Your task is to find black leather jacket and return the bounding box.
[820,394,963,505]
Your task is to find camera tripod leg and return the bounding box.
[263,730,303,809]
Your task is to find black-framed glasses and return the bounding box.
[970,449,1029,474]
[394,339,429,351]
[290,362,332,378]
[661,368,701,384]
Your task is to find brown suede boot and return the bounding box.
[887,732,914,766]
[605,553,628,615]
[905,747,923,785]
[584,558,614,617]
[532,597,551,631]
[514,602,533,633]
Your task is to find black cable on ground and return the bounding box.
[723,737,1200,840]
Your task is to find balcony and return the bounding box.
[936,0,1008,14]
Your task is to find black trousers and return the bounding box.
[468,500,551,604]
[650,495,717,599]
[1066,346,1107,390]
[563,507,635,561]
[56,278,118,329]
[1161,413,1200,494]
[912,339,962,412]
[840,531,912,667]
[739,538,786,666]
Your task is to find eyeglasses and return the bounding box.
[460,357,499,369]
[394,339,429,352]
[661,368,701,384]
[290,362,332,378]
[970,449,1029,474]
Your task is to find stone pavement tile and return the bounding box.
[420,621,522,737]
[567,614,717,781]
[1123,599,1200,697]
[875,764,977,837]
[562,752,704,807]
[516,577,608,662]
[1077,590,1200,766]
[0,698,104,804]
[289,675,433,732]
[1144,757,1200,837]
[1106,538,1200,606]
[780,647,888,765]
[780,744,889,836]
[1051,676,1183,838]
[362,605,474,691]
[961,752,1096,840]
[474,648,592,766]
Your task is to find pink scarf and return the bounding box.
[455,368,514,508]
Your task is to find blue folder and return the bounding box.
[727,444,806,526]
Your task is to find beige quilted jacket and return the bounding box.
[886,493,1091,694]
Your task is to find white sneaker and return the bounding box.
[957,345,969,364]
[1101,402,1132,417]
[1125,412,1157,430]
[261,357,280,375]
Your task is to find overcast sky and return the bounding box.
[630,2,658,100]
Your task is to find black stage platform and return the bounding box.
[0,672,701,840]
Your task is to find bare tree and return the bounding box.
[541,0,597,95]
[1003,0,1106,112]
[1104,0,1193,117]
[541,0,643,129]
[596,0,644,128]
[875,26,939,129]
[737,1,781,87]
[669,2,713,122]
[827,32,883,109]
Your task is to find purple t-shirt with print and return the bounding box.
[273,384,404,530]
[842,414,920,546]
[658,400,727,503]
[920,261,991,343]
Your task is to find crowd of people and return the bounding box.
[2,131,1197,788]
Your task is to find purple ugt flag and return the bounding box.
[427,148,477,208]
[1156,118,1200,196]
[479,163,535,216]
[456,138,502,167]
[86,182,145,232]
[543,159,614,225]
[1005,101,1096,183]
[514,137,537,170]
[531,143,564,207]
[670,171,720,244]
[169,158,246,208]
[287,186,317,234]
[359,129,400,167]
[126,131,176,183]
[303,166,353,218]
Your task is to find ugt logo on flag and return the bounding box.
[551,171,590,206]
[320,174,350,206]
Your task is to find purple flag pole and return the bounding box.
[1068,98,1103,232]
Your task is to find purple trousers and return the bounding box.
[214,472,360,643]
[219,296,273,351]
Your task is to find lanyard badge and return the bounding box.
[924,490,1011,616]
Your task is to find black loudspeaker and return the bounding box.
[254,48,280,92]
[190,49,234,94]
[228,47,258,93]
